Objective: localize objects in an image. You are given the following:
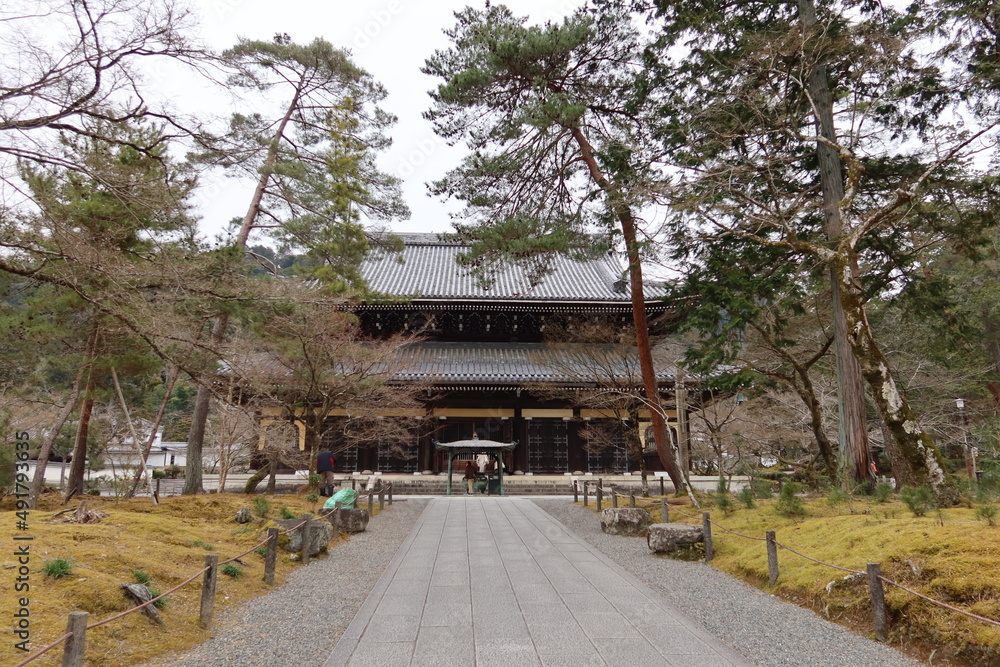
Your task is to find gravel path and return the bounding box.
[153,497,924,666]
[154,498,429,667]
[533,499,924,667]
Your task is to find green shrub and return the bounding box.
[43,559,73,579]
[899,485,935,517]
[254,546,268,557]
[737,486,756,509]
[86,488,100,496]
[776,482,806,517]
[975,504,998,526]
[191,539,214,551]
[221,563,242,579]
[278,505,296,519]
[308,473,321,486]
[252,496,272,519]
[873,481,894,504]
[147,586,167,609]
[151,469,166,479]
[305,492,319,505]
[827,487,851,507]
[131,570,151,585]
[750,479,775,498]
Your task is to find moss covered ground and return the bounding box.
[1,491,375,666]
[598,491,1000,666]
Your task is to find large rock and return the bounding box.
[235,507,252,524]
[601,508,652,536]
[275,517,333,555]
[647,523,704,553]
[335,508,370,533]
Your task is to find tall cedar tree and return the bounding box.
[638,0,1000,500]
[423,6,689,495]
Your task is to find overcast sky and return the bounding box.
[188,0,584,239]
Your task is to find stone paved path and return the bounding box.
[325,497,749,666]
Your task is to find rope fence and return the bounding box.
[575,480,1000,640]
[14,481,394,667]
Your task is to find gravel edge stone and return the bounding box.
[533,498,924,667]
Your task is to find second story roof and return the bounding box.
[360,233,668,304]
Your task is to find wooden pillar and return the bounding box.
[61,611,88,667]
[301,520,312,566]
[766,531,778,586]
[199,555,219,629]
[702,512,713,561]
[264,527,278,585]
[868,562,888,641]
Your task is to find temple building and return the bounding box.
[264,232,695,475]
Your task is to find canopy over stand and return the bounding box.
[434,435,518,496]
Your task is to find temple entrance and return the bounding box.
[527,419,569,473]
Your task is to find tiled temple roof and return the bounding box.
[360,233,669,303]
[391,342,677,385]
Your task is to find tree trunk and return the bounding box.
[791,364,838,479]
[183,84,305,496]
[63,396,94,502]
[568,127,688,497]
[27,363,88,509]
[243,463,270,494]
[799,0,870,487]
[128,365,180,497]
[834,256,954,502]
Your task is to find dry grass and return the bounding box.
[1,491,374,667]
[589,492,1000,666]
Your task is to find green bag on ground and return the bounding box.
[324,488,356,509]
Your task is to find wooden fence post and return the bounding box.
[332,502,341,542]
[573,480,578,502]
[629,493,636,508]
[301,520,313,566]
[61,611,88,667]
[660,498,668,523]
[583,481,589,507]
[351,478,356,491]
[612,488,618,508]
[388,482,393,505]
[368,491,374,515]
[659,477,665,496]
[264,527,278,585]
[766,531,778,586]
[155,477,161,501]
[867,562,888,641]
[596,486,603,511]
[378,485,385,511]
[199,555,219,629]
[702,512,714,561]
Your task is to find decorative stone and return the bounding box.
[601,508,652,536]
[275,517,333,555]
[361,470,374,475]
[121,583,163,625]
[647,523,704,553]
[235,507,252,524]
[335,508,370,533]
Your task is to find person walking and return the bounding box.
[463,459,478,495]
[317,449,337,496]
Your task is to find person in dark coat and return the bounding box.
[463,459,478,495]
[317,449,336,496]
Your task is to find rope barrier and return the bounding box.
[773,543,864,575]
[15,509,327,664]
[878,576,1000,628]
[639,498,1000,630]
[12,633,72,667]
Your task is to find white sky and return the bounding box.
[188,0,585,239]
